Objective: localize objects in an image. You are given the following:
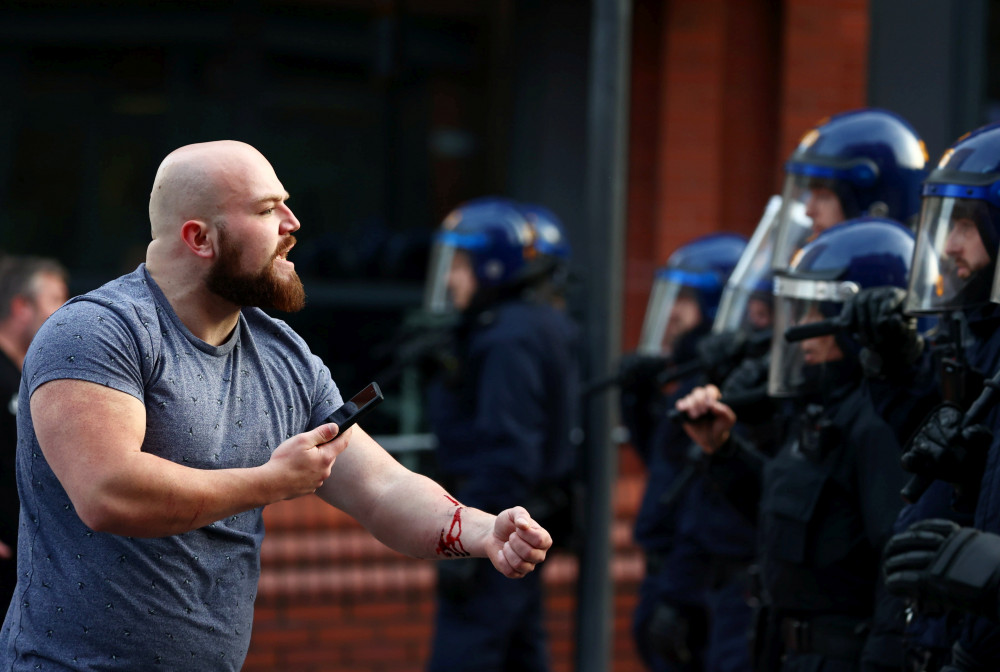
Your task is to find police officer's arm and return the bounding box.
[316,426,552,577]
[675,384,766,515]
[31,378,350,537]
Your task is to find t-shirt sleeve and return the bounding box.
[308,353,343,429]
[23,298,148,403]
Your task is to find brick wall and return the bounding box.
[244,467,648,672]
[623,0,870,349]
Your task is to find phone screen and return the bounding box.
[325,382,384,432]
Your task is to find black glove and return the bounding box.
[841,286,923,379]
[694,331,748,385]
[617,353,671,391]
[645,601,707,666]
[901,403,991,501]
[884,519,1000,621]
[720,354,770,399]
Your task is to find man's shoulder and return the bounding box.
[65,266,156,318]
[31,268,159,356]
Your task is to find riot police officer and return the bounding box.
[879,120,1000,671]
[422,196,580,672]
[678,217,917,672]
[617,232,752,672]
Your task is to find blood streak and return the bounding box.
[436,498,470,558]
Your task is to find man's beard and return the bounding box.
[206,230,306,312]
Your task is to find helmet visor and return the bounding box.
[768,275,858,397]
[637,271,708,356]
[904,196,996,314]
[423,238,457,313]
[712,195,780,334]
[771,173,817,272]
[422,230,490,313]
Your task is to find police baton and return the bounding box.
[666,386,769,425]
[581,355,673,398]
[783,315,850,343]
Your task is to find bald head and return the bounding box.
[148,140,273,240]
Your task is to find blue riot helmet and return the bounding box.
[711,196,782,335]
[518,202,573,306]
[519,202,571,262]
[904,122,1000,315]
[769,217,915,397]
[637,233,747,357]
[423,196,542,313]
[771,109,928,273]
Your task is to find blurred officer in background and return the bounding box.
[0,255,68,610]
[678,217,916,672]
[616,232,754,672]
[881,121,1000,671]
[422,196,581,672]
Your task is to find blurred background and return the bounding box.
[2,0,999,670]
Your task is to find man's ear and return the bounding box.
[180,220,215,259]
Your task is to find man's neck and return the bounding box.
[146,261,241,347]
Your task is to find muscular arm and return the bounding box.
[316,426,552,577]
[32,378,348,537]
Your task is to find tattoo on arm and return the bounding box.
[436,495,471,558]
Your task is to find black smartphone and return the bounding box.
[324,382,384,433]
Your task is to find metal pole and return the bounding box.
[576,1,631,671]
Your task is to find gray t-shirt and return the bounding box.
[0,265,342,670]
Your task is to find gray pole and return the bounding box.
[576,1,631,671]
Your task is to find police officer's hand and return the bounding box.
[840,286,923,379]
[674,385,736,454]
[694,331,748,384]
[720,354,770,399]
[617,352,671,391]
[901,404,990,500]
[646,601,706,665]
[884,519,1000,622]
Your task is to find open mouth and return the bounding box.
[275,239,296,265]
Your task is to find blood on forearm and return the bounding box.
[435,495,471,558]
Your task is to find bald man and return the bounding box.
[0,141,552,670]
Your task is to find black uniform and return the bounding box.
[708,367,906,671]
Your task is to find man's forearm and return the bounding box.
[354,468,497,560]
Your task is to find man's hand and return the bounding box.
[264,423,353,500]
[884,519,1000,621]
[674,385,737,455]
[486,506,552,578]
[0,539,11,560]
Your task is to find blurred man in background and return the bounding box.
[0,255,68,609]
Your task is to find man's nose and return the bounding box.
[280,204,301,233]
